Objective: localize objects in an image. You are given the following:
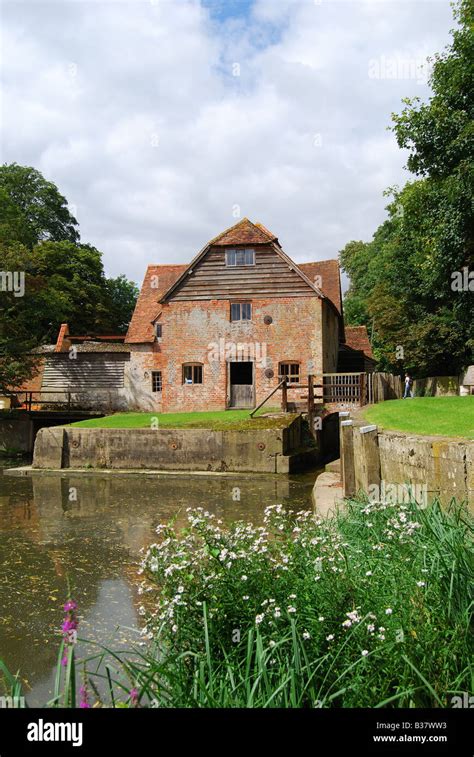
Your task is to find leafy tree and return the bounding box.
[341,0,474,377]
[0,166,138,389]
[0,242,38,392]
[102,275,140,333]
[391,0,473,180]
[0,164,79,248]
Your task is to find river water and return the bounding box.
[0,460,317,706]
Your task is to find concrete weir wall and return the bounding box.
[32,416,316,473]
[340,419,473,506]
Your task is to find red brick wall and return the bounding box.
[129,296,326,413]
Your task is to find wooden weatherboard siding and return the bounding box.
[167,245,316,301]
[42,354,130,390]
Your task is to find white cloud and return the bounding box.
[0,0,454,285]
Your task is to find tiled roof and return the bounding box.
[298,260,342,315]
[254,221,279,243]
[210,218,277,246]
[72,342,130,353]
[125,264,187,343]
[344,325,374,358]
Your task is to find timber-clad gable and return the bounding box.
[164,243,318,301]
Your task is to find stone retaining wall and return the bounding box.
[340,418,473,506]
[32,416,319,474]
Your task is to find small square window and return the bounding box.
[279,362,300,383]
[231,302,252,321]
[183,364,203,384]
[225,248,255,266]
[152,371,162,392]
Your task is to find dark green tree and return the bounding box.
[102,275,140,333]
[0,166,138,389]
[340,0,474,377]
[0,164,79,248]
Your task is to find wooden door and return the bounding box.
[229,362,254,408]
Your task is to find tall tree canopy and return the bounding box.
[340,0,473,377]
[0,165,138,390]
[0,164,80,248]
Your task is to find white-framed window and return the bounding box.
[279,362,300,384]
[152,371,162,392]
[230,302,252,321]
[182,363,203,384]
[225,248,255,266]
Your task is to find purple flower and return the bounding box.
[61,618,78,633]
[130,687,139,707]
[60,597,79,662]
[79,684,91,709]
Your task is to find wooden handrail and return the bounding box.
[250,378,287,418]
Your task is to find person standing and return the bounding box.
[403,374,413,399]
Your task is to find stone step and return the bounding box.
[325,458,341,474]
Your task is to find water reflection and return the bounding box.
[0,463,316,705]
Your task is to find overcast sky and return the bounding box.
[1,0,455,285]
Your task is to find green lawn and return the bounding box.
[362,396,474,439]
[68,407,288,431]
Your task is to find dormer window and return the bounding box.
[226,248,255,266]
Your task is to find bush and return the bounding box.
[137,498,473,707]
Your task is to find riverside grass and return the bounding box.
[68,407,282,431]
[1,497,472,708]
[362,396,474,439]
